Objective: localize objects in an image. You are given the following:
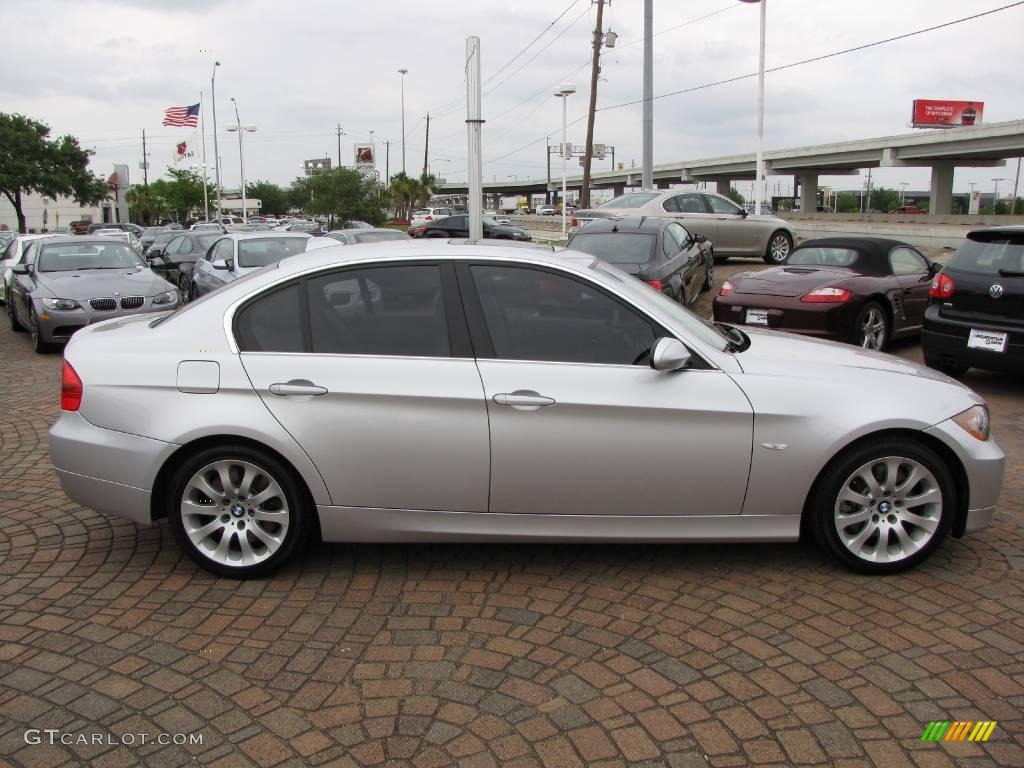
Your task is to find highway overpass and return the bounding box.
[438,119,1024,215]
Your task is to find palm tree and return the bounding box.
[124,185,164,225]
[387,172,417,221]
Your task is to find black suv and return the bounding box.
[922,226,1024,375]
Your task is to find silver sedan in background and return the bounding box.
[573,189,797,263]
[49,241,1003,578]
[189,232,314,299]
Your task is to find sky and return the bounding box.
[3,0,1023,200]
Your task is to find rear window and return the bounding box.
[599,193,660,209]
[236,237,309,268]
[352,231,409,243]
[568,233,656,265]
[948,235,1024,275]
[787,247,860,268]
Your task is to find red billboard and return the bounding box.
[911,100,983,128]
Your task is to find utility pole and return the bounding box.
[337,124,343,167]
[465,38,484,240]
[385,141,390,183]
[423,113,430,178]
[546,137,552,205]
[580,0,605,209]
[1013,157,1022,215]
[141,130,149,187]
[642,0,653,190]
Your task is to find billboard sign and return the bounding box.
[304,158,331,176]
[911,100,983,129]
[354,145,375,165]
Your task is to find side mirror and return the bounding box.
[211,258,230,271]
[929,261,943,275]
[740,208,748,218]
[12,264,29,275]
[650,337,691,372]
[692,233,708,244]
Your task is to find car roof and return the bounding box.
[329,228,406,236]
[967,225,1024,238]
[223,232,313,241]
[571,216,670,235]
[793,237,917,273]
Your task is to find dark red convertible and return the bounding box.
[712,237,940,350]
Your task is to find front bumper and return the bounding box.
[50,411,178,525]
[922,304,1024,374]
[36,297,178,343]
[923,416,1005,534]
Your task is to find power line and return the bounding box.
[482,0,1024,165]
[617,3,739,48]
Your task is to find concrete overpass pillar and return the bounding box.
[929,162,954,215]
[613,184,625,198]
[798,172,818,213]
[714,179,731,196]
[656,180,671,190]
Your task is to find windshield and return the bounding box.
[38,242,144,272]
[599,193,660,210]
[353,231,409,243]
[786,247,860,268]
[197,233,222,249]
[236,237,309,268]
[568,233,656,265]
[592,262,731,352]
[949,235,1024,275]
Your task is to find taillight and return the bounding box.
[929,272,955,299]
[570,218,578,227]
[61,361,82,411]
[645,279,664,291]
[801,287,852,303]
[719,280,735,297]
[425,216,433,221]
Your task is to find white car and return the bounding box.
[94,229,143,252]
[1,234,56,304]
[410,208,454,228]
[536,205,557,216]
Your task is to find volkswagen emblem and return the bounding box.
[989,284,1004,299]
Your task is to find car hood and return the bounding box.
[34,268,174,299]
[734,326,971,388]
[733,266,849,297]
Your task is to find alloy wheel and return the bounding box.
[766,232,792,263]
[180,459,291,568]
[833,456,942,565]
[858,306,887,350]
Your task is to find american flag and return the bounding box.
[163,103,200,127]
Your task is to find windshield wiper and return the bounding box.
[998,269,1024,277]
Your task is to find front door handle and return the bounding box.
[493,390,556,410]
[269,380,327,397]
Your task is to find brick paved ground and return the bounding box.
[1,264,1022,767]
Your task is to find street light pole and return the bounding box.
[211,61,222,221]
[641,0,653,190]
[740,0,766,215]
[992,177,1007,213]
[227,98,257,222]
[554,84,576,240]
[398,69,409,174]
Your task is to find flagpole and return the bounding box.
[200,91,209,220]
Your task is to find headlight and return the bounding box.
[42,298,81,311]
[151,289,178,306]
[952,404,990,441]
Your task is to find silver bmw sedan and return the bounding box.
[48,241,1004,578]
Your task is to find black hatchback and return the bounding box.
[922,226,1024,375]
[566,217,715,306]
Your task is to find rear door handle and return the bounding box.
[269,380,327,397]
[493,390,556,410]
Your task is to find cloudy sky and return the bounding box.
[4,0,1023,198]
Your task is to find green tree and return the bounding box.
[125,185,166,225]
[246,180,289,216]
[834,192,860,213]
[386,172,417,221]
[869,186,900,213]
[288,176,312,212]
[724,186,745,205]
[306,168,385,225]
[0,113,109,233]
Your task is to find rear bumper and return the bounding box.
[712,296,855,341]
[922,304,1024,373]
[49,411,177,525]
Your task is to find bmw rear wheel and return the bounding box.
[810,438,953,574]
[167,445,311,578]
[763,231,792,264]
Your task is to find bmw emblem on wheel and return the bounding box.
[989,284,1004,299]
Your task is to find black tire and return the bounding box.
[8,296,25,332]
[702,251,715,292]
[166,444,312,578]
[809,437,954,574]
[853,301,889,351]
[924,355,969,378]
[763,230,793,264]
[30,308,50,353]
[178,275,191,303]
[188,281,199,303]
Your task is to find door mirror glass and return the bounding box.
[692,233,708,244]
[650,337,691,371]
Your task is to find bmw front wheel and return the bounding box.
[763,231,792,264]
[810,438,954,574]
